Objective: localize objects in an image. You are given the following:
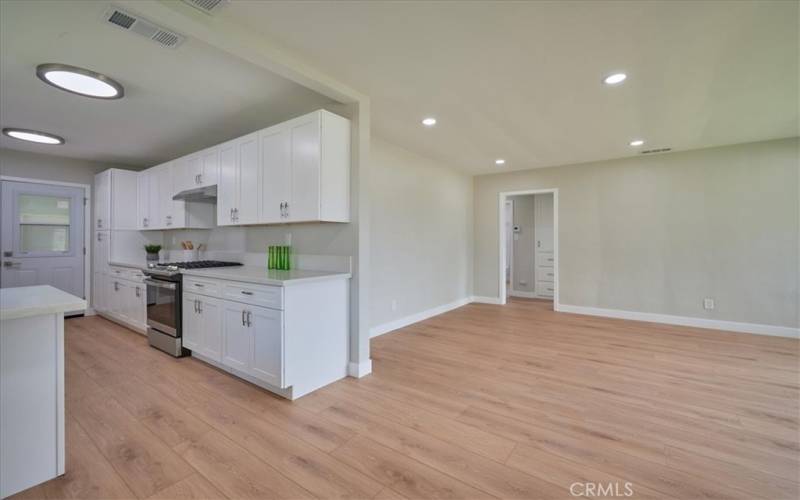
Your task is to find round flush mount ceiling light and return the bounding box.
[629,139,645,147]
[495,159,506,165]
[36,63,124,99]
[603,72,627,85]
[2,127,65,145]
[422,117,437,127]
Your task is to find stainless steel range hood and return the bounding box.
[172,185,217,203]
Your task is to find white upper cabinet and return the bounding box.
[217,133,259,226]
[258,110,350,224]
[137,162,213,230]
[95,169,137,230]
[137,109,349,230]
[94,170,110,230]
[175,148,219,194]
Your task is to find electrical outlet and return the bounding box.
[703,298,715,310]
[391,299,397,312]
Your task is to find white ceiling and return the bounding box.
[1,1,797,175]
[0,0,333,167]
[222,0,799,174]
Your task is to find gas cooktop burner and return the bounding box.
[147,260,243,272]
[160,260,242,269]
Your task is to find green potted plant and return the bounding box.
[144,244,162,262]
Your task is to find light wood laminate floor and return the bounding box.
[13,299,799,499]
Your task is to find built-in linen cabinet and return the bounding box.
[217,133,259,226]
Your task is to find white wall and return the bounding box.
[369,138,473,330]
[474,137,799,329]
[0,148,136,186]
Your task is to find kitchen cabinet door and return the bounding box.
[92,272,107,313]
[237,133,260,224]
[93,231,109,275]
[183,155,202,192]
[200,148,219,187]
[259,128,289,223]
[94,170,110,230]
[222,302,250,372]
[131,282,146,329]
[287,116,320,222]
[249,304,284,387]
[217,141,237,226]
[182,292,202,352]
[156,165,174,228]
[199,296,223,362]
[146,168,162,229]
[109,170,138,230]
[137,172,150,230]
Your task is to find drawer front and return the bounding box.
[537,253,555,268]
[184,277,222,298]
[126,269,146,282]
[536,267,555,282]
[537,282,555,298]
[223,282,283,310]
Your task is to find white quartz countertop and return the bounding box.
[181,266,351,286]
[1,286,87,321]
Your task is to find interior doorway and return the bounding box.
[499,189,558,306]
[0,177,90,315]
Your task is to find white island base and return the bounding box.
[0,286,86,498]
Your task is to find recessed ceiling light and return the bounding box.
[2,128,65,145]
[36,63,124,99]
[629,139,645,147]
[603,73,627,85]
[422,117,437,127]
[495,159,506,165]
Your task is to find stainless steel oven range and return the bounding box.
[143,260,242,357]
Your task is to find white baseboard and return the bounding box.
[347,359,372,378]
[370,297,473,338]
[471,295,503,305]
[558,304,799,339]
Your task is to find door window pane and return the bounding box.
[17,194,71,253]
[20,225,69,252]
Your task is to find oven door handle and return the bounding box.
[144,278,177,290]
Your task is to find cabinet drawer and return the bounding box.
[184,277,222,297]
[537,283,555,297]
[223,282,283,310]
[536,267,555,282]
[537,253,555,267]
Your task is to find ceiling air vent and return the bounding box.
[182,0,229,15]
[103,7,185,49]
[641,148,672,155]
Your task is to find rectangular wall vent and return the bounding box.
[104,7,185,49]
[641,148,672,154]
[182,0,229,15]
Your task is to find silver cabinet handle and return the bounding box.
[240,290,253,296]
[198,300,202,314]
[135,286,141,298]
[246,311,252,327]
[284,202,288,218]
[241,309,246,326]
[198,174,202,185]
[234,208,239,221]
[97,233,102,242]
[193,283,204,287]
[230,208,234,222]
[113,281,119,291]
[97,218,102,228]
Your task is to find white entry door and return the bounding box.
[0,181,86,303]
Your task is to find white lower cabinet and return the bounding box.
[96,267,146,333]
[222,301,254,373]
[181,274,348,399]
[182,292,223,362]
[248,305,283,387]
